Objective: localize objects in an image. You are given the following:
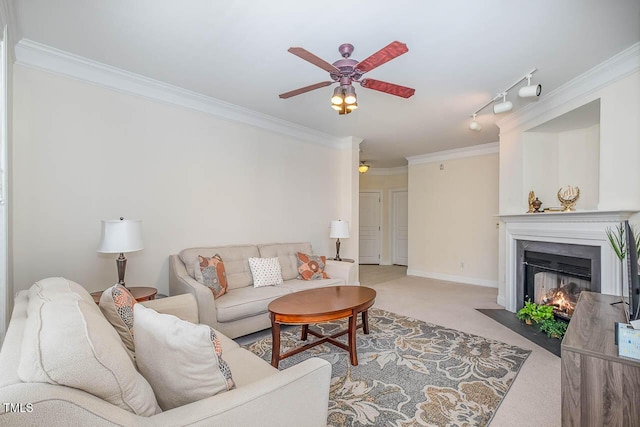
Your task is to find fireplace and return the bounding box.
[516,240,601,319]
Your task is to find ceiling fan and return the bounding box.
[279,41,415,114]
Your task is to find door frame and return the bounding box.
[0,28,7,343]
[389,188,408,266]
[359,190,383,264]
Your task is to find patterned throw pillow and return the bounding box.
[133,304,235,411]
[99,284,137,356]
[248,257,284,287]
[296,252,330,280]
[194,254,228,299]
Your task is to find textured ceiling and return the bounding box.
[14,0,640,167]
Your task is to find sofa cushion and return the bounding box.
[18,277,160,416]
[99,284,137,357]
[180,245,259,290]
[249,257,284,287]
[194,254,228,298]
[134,304,235,411]
[296,252,329,280]
[258,242,313,281]
[277,278,346,292]
[215,285,291,323]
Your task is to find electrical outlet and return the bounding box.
[460,261,465,269]
[439,164,444,170]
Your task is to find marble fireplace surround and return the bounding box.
[500,210,637,312]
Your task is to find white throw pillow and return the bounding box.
[18,277,160,416]
[133,304,235,411]
[248,257,284,287]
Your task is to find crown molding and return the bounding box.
[497,42,640,133]
[0,0,20,60]
[367,166,408,176]
[407,142,499,166]
[14,39,349,149]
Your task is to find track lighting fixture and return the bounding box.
[469,114,482,131]
[493,93,513,114]
[518,74,542,98]
[468,68,541,130]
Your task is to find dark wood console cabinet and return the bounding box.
[561,292,640,426]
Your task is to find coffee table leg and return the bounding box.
[271,315,281,368]
[348,312,358,366]
[362,310,370,334]
[301,324,308,341]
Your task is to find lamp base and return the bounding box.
[335,238,342,262]
[116,253,128,288]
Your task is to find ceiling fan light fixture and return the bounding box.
[344,86,357,105]
[331,103,342,111]
[347,102,358,111]
[331,87,344,105]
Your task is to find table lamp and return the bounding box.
[330,220,350,261]
[97,217,143,288]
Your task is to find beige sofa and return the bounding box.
[0,279,331,426]
[169,242,357,338]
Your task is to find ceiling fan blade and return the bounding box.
[288,47,340,73]
[279,81,333,99]
[360,78,415,98]
[356,41,409,73]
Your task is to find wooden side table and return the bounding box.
[328,258,355,263]
[91,286,158,305]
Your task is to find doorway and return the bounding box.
[359,191,381,264]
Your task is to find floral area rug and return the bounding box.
[244,308,530,427]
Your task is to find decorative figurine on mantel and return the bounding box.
[558,186,580,211]
[527,191,536,213]
[527,191,543,213]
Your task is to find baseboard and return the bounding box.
[496,294,506,308]
[406,269,498,288]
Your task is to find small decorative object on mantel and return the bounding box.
[557,185,580,211]
[527,191,536,213]
[532,197,543,213]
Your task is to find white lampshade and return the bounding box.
[97,219,144,253]
[329,220,350,239]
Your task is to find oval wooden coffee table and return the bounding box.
[268,286,376,368]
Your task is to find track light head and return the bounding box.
[519,84,542,98]
[469,114,482,131]
[518,75,542,98]
[493,93,512,114]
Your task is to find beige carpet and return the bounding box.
[363,271,561,427]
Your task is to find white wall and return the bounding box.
[359,172,408,264]
[12,65,354,295]
[408,153,499,287]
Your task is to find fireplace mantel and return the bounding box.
[499,210,639,311]
[498,210,638,223]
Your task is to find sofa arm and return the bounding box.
[168,255,219,329]
[148,357,331,427]
[140,294,199,324]
[325,260,358,284]
[0,382,142,426]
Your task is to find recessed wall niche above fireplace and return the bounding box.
[516,240,601,320]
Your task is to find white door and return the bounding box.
[359,192,381,264]
[392,191,409,266]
